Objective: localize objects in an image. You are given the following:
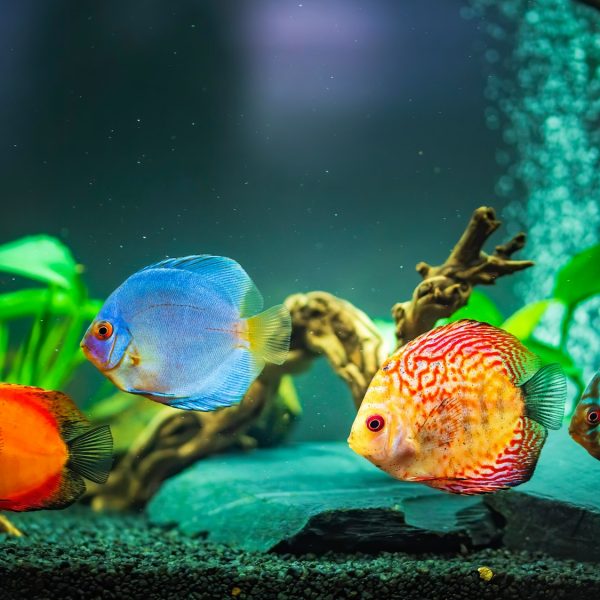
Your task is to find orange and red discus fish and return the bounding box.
[348,320,567,495]
[0,384,113,512]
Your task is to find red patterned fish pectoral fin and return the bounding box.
[416,416,547,495]
[522,363,567,430]
[416,396,465,451]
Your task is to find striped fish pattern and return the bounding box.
[348,320,566,495]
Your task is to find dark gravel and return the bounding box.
[1,508,598,600]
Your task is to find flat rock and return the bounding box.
[485,428,600,562]
[147,442,499,553]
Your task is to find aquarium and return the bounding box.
[2,1,600,599]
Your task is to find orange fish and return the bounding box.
[348,320,566,494]
[0,384,113,512]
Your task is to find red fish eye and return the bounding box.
[94,321,114,341]
[586,409,600,425]
[366,414,385,432]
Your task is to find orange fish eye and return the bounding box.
[366,414,385,432]
[586,408,600,425]
[93,321,114,341]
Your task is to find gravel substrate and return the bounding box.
[1,508,598,600]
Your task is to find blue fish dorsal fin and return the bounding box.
[142,255,264,317]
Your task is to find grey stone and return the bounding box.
[485,428,600,562]
[147,442,499,552]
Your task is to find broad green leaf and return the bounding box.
[501,300,556,340]
[437,290,504,328]
[523,338,582,382]
[0,235,80,290]
[0,288,93,320]
[554,243,600,308]
[0,323,8,378]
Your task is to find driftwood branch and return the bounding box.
[89,205,533,511]
[393,207,532,346]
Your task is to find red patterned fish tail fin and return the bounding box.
[414,417,547,495]
[522,363,567,430]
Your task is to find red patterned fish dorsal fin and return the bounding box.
[416,396,465,451]
[438,320,541,386]
[414,417,547,495]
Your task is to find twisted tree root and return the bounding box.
[393,207,532,346]
[90,206,532,510]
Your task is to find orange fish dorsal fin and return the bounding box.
[0,384,92,435]
[416,417,547,495]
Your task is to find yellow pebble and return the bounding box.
[231,587,242,597]
[477,566,494,582]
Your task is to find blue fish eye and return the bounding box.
[94,321,114,341]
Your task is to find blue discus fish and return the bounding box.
[80,255,291,411]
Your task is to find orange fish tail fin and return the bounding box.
[67,425,114,484]
[522,363,567,430]
[246,304,291,365]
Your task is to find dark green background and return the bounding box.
[0,1,522,440]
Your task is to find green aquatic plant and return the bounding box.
[0,235,103,390]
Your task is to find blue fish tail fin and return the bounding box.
[246,304,291,365]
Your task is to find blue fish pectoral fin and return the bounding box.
[140,255,264,317]
[105,327,133,370]
[161,349,264,412]
[521,363,567,430]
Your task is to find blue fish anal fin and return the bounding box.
[141,255,264,317]
[168,349,264,412]
[522,363,567,430]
